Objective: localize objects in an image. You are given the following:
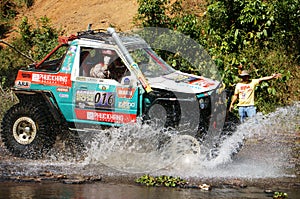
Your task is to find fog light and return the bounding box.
[199,97,210,109]
[199,98,205,109]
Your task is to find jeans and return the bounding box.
[238,105,256,123]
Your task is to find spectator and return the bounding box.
[229,70,281,123]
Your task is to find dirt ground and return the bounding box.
[16,0,139,35]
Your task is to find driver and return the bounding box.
[109,57,127,82]
[90,62,110,78]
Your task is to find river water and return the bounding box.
[0,103,299,198]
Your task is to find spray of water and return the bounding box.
[77,119,201,173]
[159,102,299,178]
[69,102,299,179]
[4,103,297,179]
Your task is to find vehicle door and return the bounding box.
[72,47,140,125]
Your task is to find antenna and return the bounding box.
[87,24,92,31]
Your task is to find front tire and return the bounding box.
[145,101,180,129]
[1,102,56,159]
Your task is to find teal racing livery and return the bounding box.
[0,28,226,159]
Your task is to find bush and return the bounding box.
[0,16,62,88]
[135,0,300,114]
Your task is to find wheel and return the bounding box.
[147,103,167,128]
[145,101,180,129]
[1,102,56,159]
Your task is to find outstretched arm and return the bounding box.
[258,73,281,82]
[229,94,238,112]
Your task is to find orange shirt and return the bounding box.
[234,79,260,106]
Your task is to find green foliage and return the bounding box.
[136,0,300,113]
[135,0,209,78]
[135,174,188,187]
[18,16,61,60]
[273,191,288,199]
[135,0,170,27]
[273,0,300,60]
[0,16,61,88]
[205,1,298,112]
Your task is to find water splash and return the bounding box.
[3,103,297,179]
[78,120,201,173]
[160,102,299,178]
[65,102,298,179]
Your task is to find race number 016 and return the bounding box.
[95,92,114,106]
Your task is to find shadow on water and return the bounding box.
[0,102,299,198]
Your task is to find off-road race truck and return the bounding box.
[1,28,226,159]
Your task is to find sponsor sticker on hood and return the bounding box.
[163,72,216,87]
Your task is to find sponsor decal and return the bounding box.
[188,79,215,87]
[66,46,77,57]
[164,73,215,88]
[116,87,136,99]
[175,75,193,82]
[62,66,71,71]
[56,87,69,92]
[76,77,87,81]
[59,93,69,98]
[123,77,130,85]
[31,73,71,87]
[164,73,197,83]
[15,80,31,88]
[88,78,98,82]
[99,85,109,90]
[76,90,115,109]
[75,109,136,123]
[118,101,136,109]
[69,46,77,53]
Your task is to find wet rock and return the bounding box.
[88,176,102,182]
[62,175,102,184]
[39,171,53,177]
[198,183,212,191]
[38,171,67,181]
[9,176,41,183]
[224,179,247,188]
[182,185,199,189]
[264,189,274,197]
[62,175,86,184]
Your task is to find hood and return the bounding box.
[147,71,220,94]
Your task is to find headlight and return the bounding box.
[199,97,210,109]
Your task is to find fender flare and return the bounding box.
[12,89,65,123]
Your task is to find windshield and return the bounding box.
[130,48,175,78]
